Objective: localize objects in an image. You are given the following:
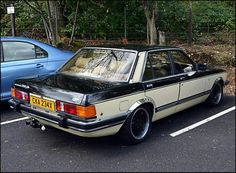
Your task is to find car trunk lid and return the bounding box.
[14,73,125,105]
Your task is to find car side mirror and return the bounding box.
[197,63,207,71]
[187,71,196,76]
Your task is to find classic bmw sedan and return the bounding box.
[9,45,228,144]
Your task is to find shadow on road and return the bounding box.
[0,101,11,111]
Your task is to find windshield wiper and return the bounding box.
[110,51,118,61]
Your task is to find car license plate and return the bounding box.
[30,95,55,111]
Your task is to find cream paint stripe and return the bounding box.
[1,117,29,125]
[170,106,235,137]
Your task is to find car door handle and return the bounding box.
[36,64,44,68]
[146,84,153,89]
[180,76,185,81]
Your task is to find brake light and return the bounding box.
[64,103,77,115]
[56,100,96,118]
[11,87,29,102]
[15,89,23,100]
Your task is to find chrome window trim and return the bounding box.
[142,72,196,83]
[141,49,178,82]
[141,48,198,83]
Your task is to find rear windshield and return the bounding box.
[59,48,137,82]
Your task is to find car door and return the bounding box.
[169,50,206,112]
[142,50,180,121]
[1,41,48,101]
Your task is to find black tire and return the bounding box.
[206,82,223,106]
[118,106,152,145]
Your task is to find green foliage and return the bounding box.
[1,0,234,42]
[192,1,235,32]
[1,1,44,36]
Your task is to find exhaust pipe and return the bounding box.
[41,125,46,131]
[26,119,46,131]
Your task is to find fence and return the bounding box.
[1,26,234,46]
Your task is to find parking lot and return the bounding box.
[1,95,235,172]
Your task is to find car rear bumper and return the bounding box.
[8,99,126,137]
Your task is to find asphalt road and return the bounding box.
[1,95,235,172]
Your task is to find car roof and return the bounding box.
[1,36,55,46]
[0,36,64,52]
[87,44,182,52]
[1,36,42,42]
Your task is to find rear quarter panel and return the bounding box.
[205,72,227,91]
[94,92,146,123]
[45,50,73,73]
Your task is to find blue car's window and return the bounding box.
[2,42,36,62]
[36,46,48,58]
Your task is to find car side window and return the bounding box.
[2,42,36,62]
[143,51,172,81]
[36,46,48,58]
[170,51,195,74]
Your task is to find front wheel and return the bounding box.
[118,106,152,145]
[206,82,223,106]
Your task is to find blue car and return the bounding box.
[1,37,74,101]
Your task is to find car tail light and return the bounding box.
[64,102,77,115]
[56,100,96,118]
[11,88,16,97]
[11,87,29,102]
[76,105,97,118]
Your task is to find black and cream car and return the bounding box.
[9,45,228,144]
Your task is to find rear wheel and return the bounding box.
[206,82,223,106]
[119,106,152,145]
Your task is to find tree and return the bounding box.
[143,0,158,45]
[69,0,80,45]
[23,0,65,46]
[188,0,192,46]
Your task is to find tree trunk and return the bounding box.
[188,0,193,46]
[159,31,166,45]
[69,0,80,45]
[47,0,57,46]
[146,20,150,44]
[143,0,158,45]
[48,0,60,44]
[43,19,51,44]
[150,12,157,45]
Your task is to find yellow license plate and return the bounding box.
[30,95,55,111]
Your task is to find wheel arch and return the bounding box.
[126,97,155,120]
[213,77,224,89]
[206,77,224,106]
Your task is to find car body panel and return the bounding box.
[8,45,227,138]
[1,37,74,101]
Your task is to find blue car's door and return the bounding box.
[1,41,48,101]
